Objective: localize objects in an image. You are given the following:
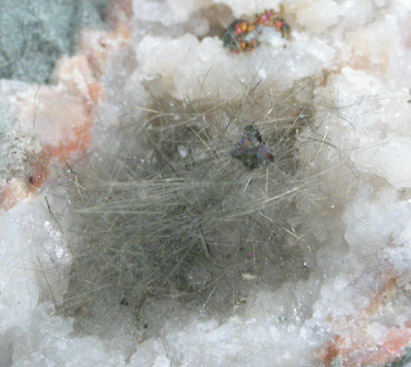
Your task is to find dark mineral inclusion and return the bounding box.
[231,124,274,169]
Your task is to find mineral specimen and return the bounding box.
[222,10,290,53]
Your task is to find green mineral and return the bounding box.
[0,0,107,84]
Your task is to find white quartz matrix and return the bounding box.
[1,0,411,366]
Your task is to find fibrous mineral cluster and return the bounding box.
[0,1,410,367]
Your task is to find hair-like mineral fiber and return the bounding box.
[60,78,326,334]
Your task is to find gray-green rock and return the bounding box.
[0,0,107,84]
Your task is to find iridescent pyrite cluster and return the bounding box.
[222,10,290,53]
[231,124,274,169]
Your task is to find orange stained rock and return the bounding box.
[27,160,49,190]
[366,277,397,316]
[0,180,30,211]
[320,335,340,365]
[52,55,105,105]
[0,20,120,212]
[106,0,133,26]
[321,327,411,366]
[42,121,92,162]
[88,82,104,105]
[0,49,102,211]
[318,277,411,366]
[0,113,93,212]
[77,25,131,78]
[384,327,411,355]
